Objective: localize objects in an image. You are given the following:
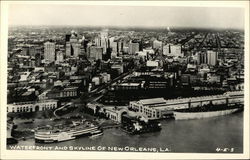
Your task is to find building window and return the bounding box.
[157,112,160,118]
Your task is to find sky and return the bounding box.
[8,4,245,29]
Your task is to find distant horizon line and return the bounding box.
[9,24,244,30]
[9,24,244,31]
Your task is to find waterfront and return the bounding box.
[8,112,243,153]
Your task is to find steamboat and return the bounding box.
[35,120,102,143]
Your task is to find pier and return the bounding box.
[130,91,244,119]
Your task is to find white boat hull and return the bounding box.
[90,133,103,138]
[35,126,99,143]
[174,108,241,120]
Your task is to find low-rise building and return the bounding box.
[114,82,141,90]
[129,91,243,119]
[44,86,78,99]
[86,103,136,123]
[111,63,124,74]
[146,60,159,67]
[7,99,58,113]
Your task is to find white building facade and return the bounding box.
[7,99,58,113]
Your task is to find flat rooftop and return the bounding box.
[139,98,166,105]
[118,83,140,86]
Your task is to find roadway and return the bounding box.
[198,32,209,50]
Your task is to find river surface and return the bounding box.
[8,112,243,153]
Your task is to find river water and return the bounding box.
[8,112,243,153]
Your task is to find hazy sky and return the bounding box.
[8,4,245,29]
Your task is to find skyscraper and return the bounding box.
[44,41,55,63]
[153,40,163,50]
[65,34,71,42]
[56,51,64,63]
[128,41,139,54]
[207,50,218,66]
[171,44,182,57]
[94,37,101,46]
[65,30,81,58]
[163,44,183,57]
[163,45,170,55]
[88,46,103,60]
[100,29,108,54]
[110,40,118,53]
[197,52,207,64]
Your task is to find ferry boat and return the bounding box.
[121,115,161,134]
[35,121,101,143]
[174,103,243,120]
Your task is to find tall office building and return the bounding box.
[109,37,115,51]
[44,41,55,63]
[128,41,139,54]
[94,30,109,55]
[163,44,183,57]
[119,41,124,53]
[35,53,41,67]
[153,40,163,50]
[65,34,71,42]
[101,37,108,54]
[65,30,81,58]
[207,50,218,66]
[94,37,101,46]
[88,46,103,60]
[171,45,182,57]
[110,40,119,53]
[56,51,64,63]
[101,29,108,54]
[101,29,108,38]
[163,45,171,55]
[197,52,207,64]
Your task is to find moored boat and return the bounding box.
[121,115,162,134]
[35,121,101,143]
[89,130,103,138]
[174,104,243,120]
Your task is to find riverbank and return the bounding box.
[7,112,243,153]
[9,110,119,140]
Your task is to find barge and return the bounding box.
[174,103,243,120]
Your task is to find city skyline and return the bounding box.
[3,1,247,158]
[8,4,245,29]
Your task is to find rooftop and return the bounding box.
[118,83,141,86]
[139,98,166,105]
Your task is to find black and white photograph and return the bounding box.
[0,1,249,159]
